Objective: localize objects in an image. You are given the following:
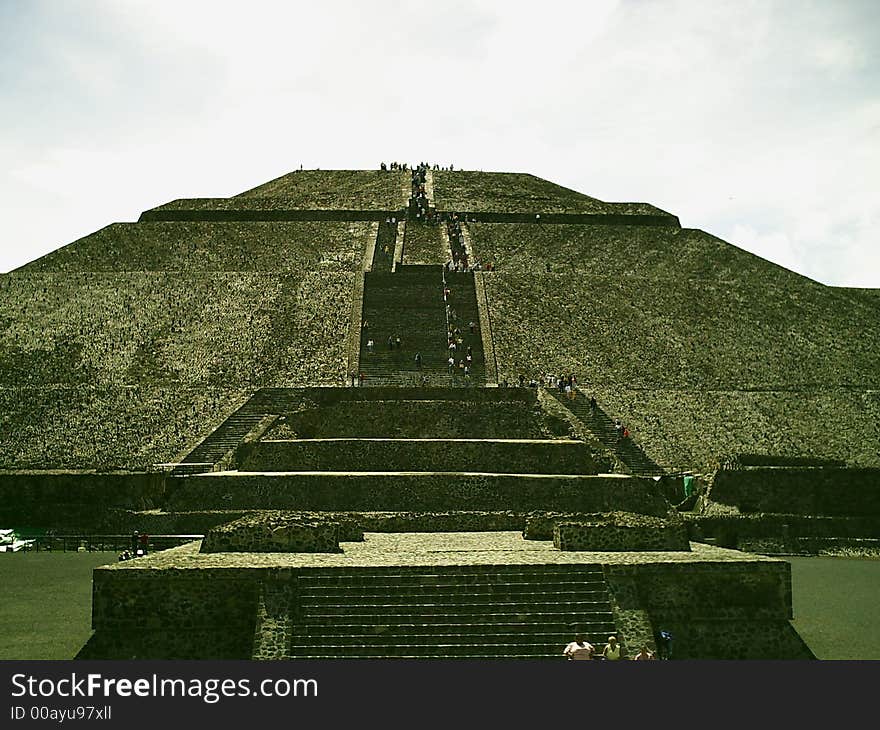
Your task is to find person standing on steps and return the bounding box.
[563,633,595,660]
[601,636,622,661]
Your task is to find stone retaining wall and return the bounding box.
[709,467,880,515]
[240,439,603,475]
[685,513,880,548]
[0,471,166,528]
[604,558,813,659]
[274,399,561,440]
[168,472,671,515]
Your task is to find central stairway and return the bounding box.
[290,564,616,659]
[359,265,486,386]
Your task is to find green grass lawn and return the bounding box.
[0,552,116,660]
[788,556,880,660]
[0,552,877,659]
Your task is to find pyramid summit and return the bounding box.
[2,165,878,660]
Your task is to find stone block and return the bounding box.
[554,514,690,551]
[200,512,342,553]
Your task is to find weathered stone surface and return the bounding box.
[169,472,670,515]
[241,438,603,475]
[707,467,880,516]
[200,512,345,553]
[553,515,690,552]
[0,471,166,527]
[273,398,566,440]
[432,172,675,220]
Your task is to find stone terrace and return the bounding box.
[432,171,674,219]
[0,272,354,388]
[17,221,371,273]
[97,531,780,570]
[483,272,880,390]
[233,169,409,210]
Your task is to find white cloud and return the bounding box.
[1,0,878,286]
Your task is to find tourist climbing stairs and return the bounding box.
[290,564,617,658]
[359,266,485,386]
[548,390,664,476]
[444,270,486,383]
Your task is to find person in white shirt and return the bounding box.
[563,634,595,660]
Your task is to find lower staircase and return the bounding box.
[290,564,616,659]
[171,388,300,474]
[548,389,664,476]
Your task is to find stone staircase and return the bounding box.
[372,219,397,272]
[359,266,486,386]
[548,389,664,476]
[444,269,486,380]
[290,564,616,659]
[172,388,300,474]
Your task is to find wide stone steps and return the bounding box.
[299,589,610,605]
[292,633,604,647]
[294,624,617,638]
[371,220,397,272]
[292,651,564,659]
[299,563,605,580]
[173,411,266,473]
[299,600,612,616]
[359,266,486,386]
[288,563,616,658]
[297,578,606,595]
[288,643,570,658]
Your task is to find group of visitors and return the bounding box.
[363,319,404,354]
[564,634,667,660]
[380,161,457,172]
[119,530,149,561]
[410,164,433,222]
[444,279,477,382]
[441,213,494,272]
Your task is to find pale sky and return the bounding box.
[2,0,878,286]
